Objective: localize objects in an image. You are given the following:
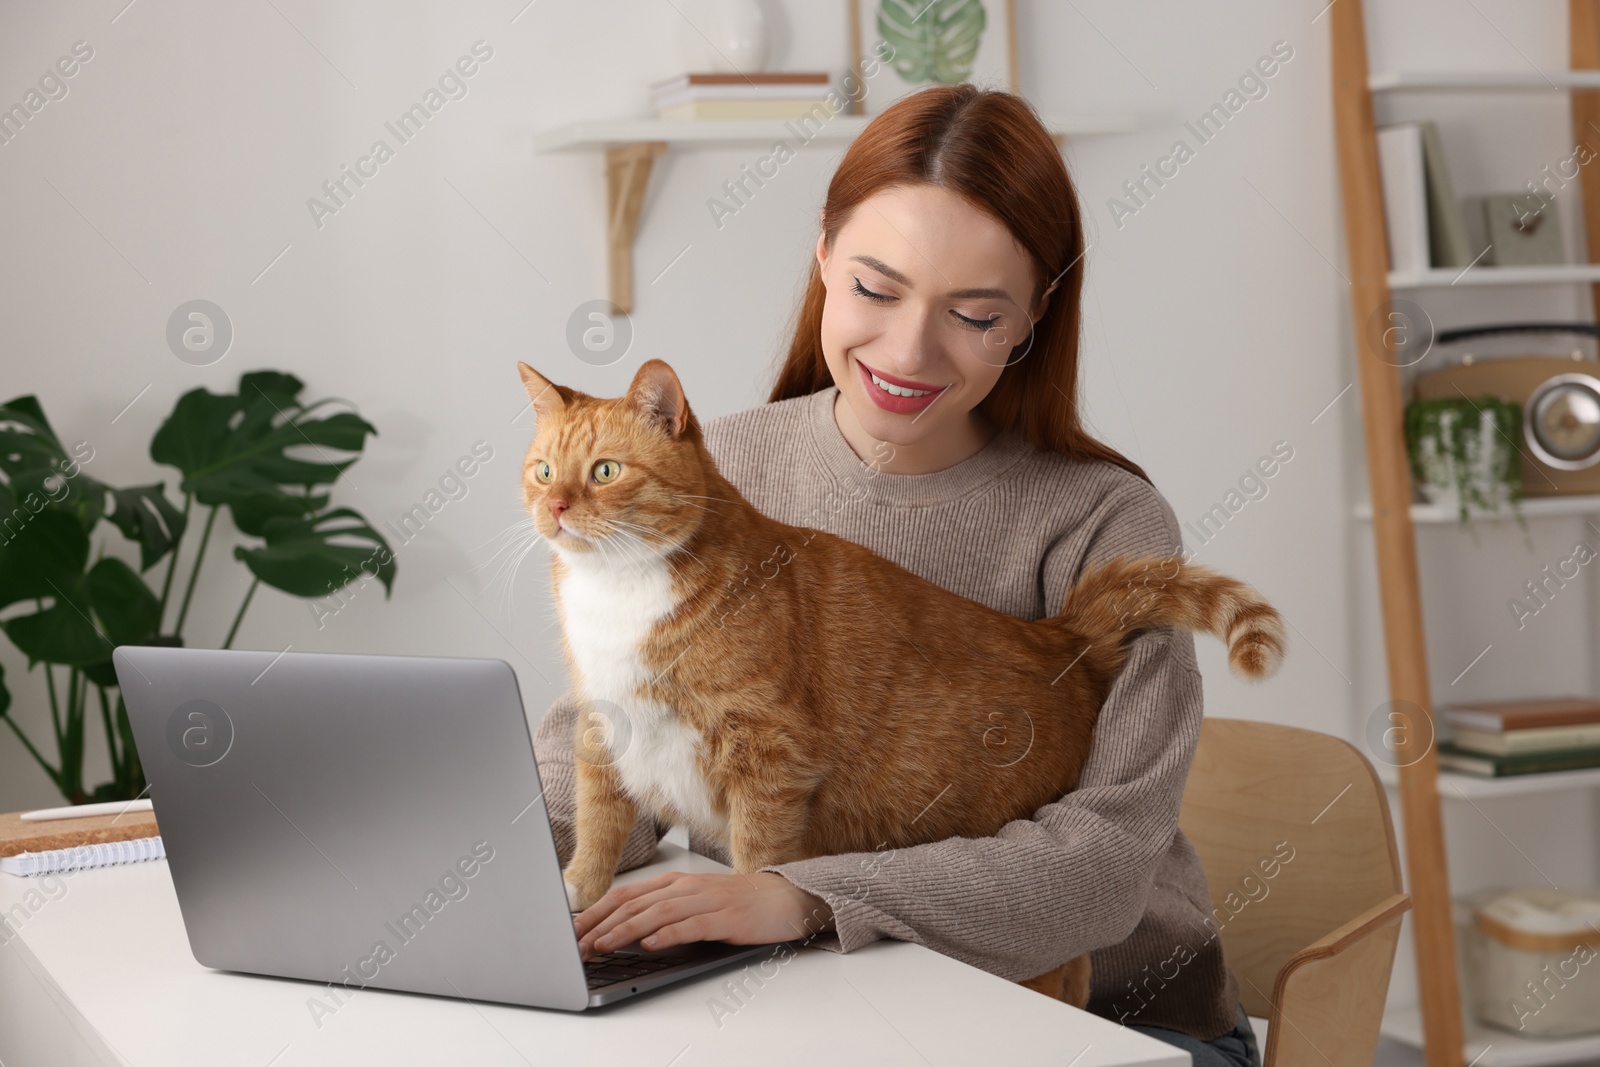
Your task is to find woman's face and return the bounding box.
[815,183,1048,449]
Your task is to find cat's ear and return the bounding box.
[626,360,690,438]
[517,362,567,420]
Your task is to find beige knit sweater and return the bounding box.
[532,384,1242,1041]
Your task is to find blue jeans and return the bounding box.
[1128,1003,1261,1067]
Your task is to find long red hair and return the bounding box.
[768,83,1149,485]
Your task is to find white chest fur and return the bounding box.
[555,545,728,838]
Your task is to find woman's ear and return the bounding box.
[1031,273,1062,323]
[815,227,828,274]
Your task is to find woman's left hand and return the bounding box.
[574,871,833,959]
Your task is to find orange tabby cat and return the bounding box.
[518,358,1284,1008]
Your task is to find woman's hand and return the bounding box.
[573,871,833,959]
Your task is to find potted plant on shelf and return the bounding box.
[0,371,396,804]
[1403,394,1527,531]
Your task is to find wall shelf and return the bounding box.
[1377,761,1600,800]
[532,113,1142,152]
[1371,69,1600,91]
[1380,1003,1600,1066]
[532,113,1143,312]
[1388,265,1600,289]
[1353,494,1600,523]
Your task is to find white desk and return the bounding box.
[0,843,1189,1066]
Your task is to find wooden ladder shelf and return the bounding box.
[1329,2,1600,1065]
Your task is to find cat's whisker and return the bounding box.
[467,514,542,558]
[498,535,547,621]
[597,524,656,572]
[608,518,681,552]
[484,528,547,620]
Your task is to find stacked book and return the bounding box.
[1376,120,1564,273]
[1376,120,1471,274]
[651,72,834,120]
[1437,696,1600,778]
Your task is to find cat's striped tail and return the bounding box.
[1057,555,1285,680]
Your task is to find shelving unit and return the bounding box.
[1332,3,1600,1066]
[1389,264,1600,288]
[1374,759,1600,800]
[1369,69,1600,91]
[1381,1004,1600,1067]
[1353,492,1600,521]
[532,112,1143,312]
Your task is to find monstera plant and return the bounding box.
[0,371,396,804]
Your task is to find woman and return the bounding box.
[533,83,1260,1067]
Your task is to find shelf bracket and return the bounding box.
[606,141,667,314]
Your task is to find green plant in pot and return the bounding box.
[0,371,396,804]
[1403,394,1528,530]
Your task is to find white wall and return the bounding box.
[12,0,1569,1023]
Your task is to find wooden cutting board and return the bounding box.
[0,808,160,858]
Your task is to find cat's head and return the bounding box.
[517,359,709,561]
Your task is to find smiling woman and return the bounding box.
[534,83,1263,1067]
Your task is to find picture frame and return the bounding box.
[846,0,1019,116]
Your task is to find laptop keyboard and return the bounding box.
[584,948,690,989]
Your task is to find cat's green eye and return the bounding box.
[532,461,553,484]
[592,459,622,484]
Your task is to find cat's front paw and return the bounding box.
[563,869,608,912]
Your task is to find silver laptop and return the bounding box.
[113,646,778,1010]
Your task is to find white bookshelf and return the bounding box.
[1353,494,1600,523]
[1370,70,1600,91]
[1375,762,1600,801]
[1387,265,1600,289]
[1381,1003,1600,1066]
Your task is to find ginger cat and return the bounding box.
[518,359,1284,1008]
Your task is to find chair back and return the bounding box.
[1179,717,1410,1067]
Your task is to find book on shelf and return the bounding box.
[1376,123,1430,274]
[650,71,834,121]
[1449,722,1600,756]
[1436,739,1600,778]
[1438,695,1600,733]
[1376,121,1478,271]
[1417,121,1473,268]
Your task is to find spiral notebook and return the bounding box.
[0,807,163,877]
[1,835,165,876]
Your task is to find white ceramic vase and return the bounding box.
[676,0,769,72]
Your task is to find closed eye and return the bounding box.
[850,276,1001,332]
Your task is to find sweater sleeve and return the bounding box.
[757,477,1203,982]
[532,689,670,872]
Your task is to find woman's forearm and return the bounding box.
[757,630,1201,982]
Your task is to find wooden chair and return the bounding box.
[1179,718,1412,1067]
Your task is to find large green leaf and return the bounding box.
[105,484,188,572]
[877,0,987,85]
[0,396,106,532]
[228,490,330,538]
[88,557,161,646]
[3,578,111,667]
[0,507,90,610]
[150,372,377,508]
[234,507,396,598]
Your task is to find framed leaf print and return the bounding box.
[846,0,1019,116]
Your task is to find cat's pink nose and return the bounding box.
[549,498,569,520]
